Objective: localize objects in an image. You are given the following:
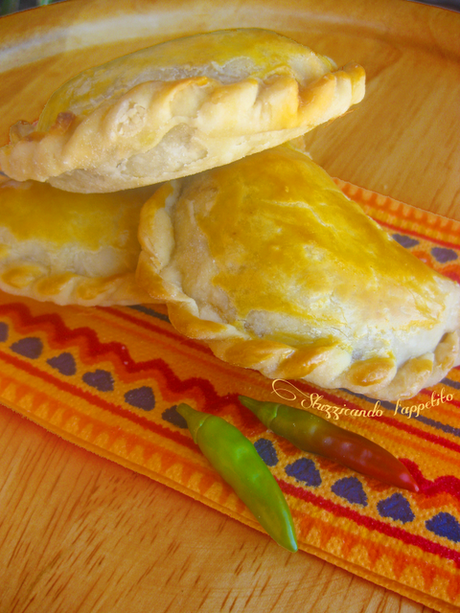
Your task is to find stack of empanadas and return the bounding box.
[1,28,459,400]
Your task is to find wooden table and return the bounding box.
[0,1,459,611]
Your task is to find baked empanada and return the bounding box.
[0,180,156,305]
[0,29,364,193]
[136,145,460,401]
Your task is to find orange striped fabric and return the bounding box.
[1,181,460,613]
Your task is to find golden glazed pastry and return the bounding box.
[136,145,460,401]
[0,180,156,305]
[0,29,365,193]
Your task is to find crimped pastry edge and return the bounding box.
[136,243,460,402]
[0,30,365,193]
[0,260,154,307]
[135,157,460,402]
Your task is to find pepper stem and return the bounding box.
[238,396,278,429]
[177,403,209,444]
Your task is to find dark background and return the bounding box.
[1,0,460,14]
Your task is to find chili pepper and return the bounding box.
[177,403,298,553]
[239,396,419,493]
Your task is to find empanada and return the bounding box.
[0,180,156,305]
[136,145,460,401]
[0,29,364,193]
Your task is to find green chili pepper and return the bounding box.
[239,396,419,493]
[177,403,298,553]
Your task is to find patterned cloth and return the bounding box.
[1,181,459,612]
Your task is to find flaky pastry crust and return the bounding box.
[0,29,364,193]
[136,145,460,401]
[0,180,156,306]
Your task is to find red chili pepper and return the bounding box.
[239,396,418,492]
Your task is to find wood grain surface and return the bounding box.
[0,1,459,611]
